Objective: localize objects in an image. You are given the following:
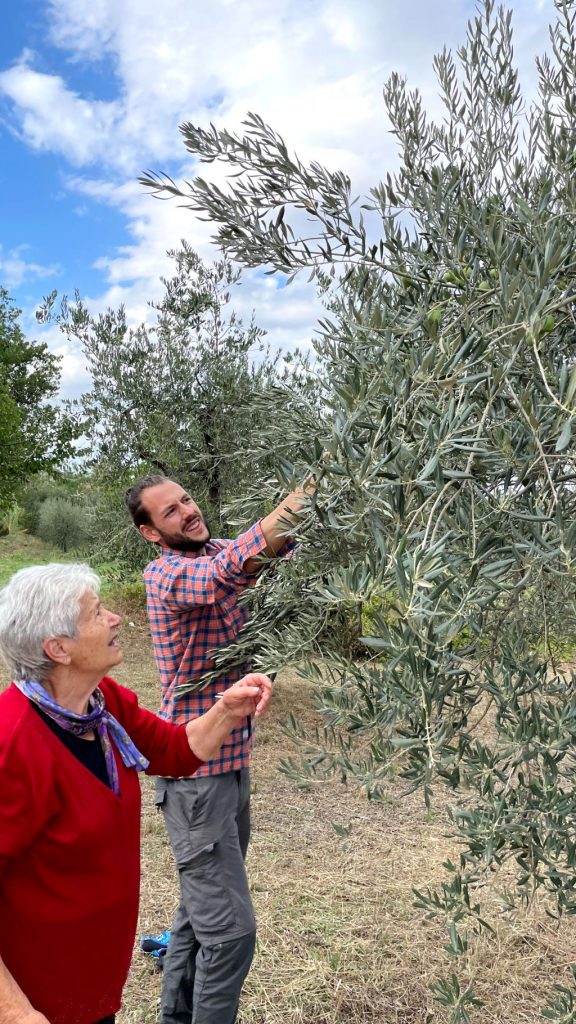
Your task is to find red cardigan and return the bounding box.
[0,677,203,1024]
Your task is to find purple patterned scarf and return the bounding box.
[16,679,149,796]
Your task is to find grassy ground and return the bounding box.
[0,531,66,585]
[3,533,576,1022]
[0,531,145,605]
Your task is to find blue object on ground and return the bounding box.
[140,929,171,966]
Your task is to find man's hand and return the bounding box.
[219,672,272,719]
[249,454,330,568]
[295,473,315,499]
[295,449,331,500]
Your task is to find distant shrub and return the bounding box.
[0,504,23,536]
[20,478,73,535]
[37,497,89,552]
[81,488,158,576]
[105,575,147,610]
[93,561,147,606]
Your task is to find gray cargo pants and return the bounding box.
[155,769,256,1024]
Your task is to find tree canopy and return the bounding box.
[41,244,321,564]
[141,2,576,1018]
[0,288,78,513]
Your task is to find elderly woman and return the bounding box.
[0,563,272,1024]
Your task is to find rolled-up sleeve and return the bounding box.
[147,522,269,612]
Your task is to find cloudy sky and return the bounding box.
[0,0,553,399]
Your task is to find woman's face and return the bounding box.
[64,591,124,678]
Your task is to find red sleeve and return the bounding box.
[101,678,203,777]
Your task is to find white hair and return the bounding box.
[0,563,101,682]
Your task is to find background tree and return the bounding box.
[41,243,321,568]
[141,3,576,1019]
[0,288,78,513]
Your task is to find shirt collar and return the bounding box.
[159,542,213,559]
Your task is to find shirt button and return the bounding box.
[242,729,249,740]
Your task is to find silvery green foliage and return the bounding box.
[40,243,319,561]
[36,496,89,552]
[142,3,576,1016]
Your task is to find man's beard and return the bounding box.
[156,523,211,553]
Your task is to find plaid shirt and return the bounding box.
[144,522,268,777]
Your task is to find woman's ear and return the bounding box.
[43,636,72,667]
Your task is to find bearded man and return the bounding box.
[126,474,308,1024]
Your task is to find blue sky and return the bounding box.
[0,2,128,314]
[0,0,552,399]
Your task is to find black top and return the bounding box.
[31,702,111,789]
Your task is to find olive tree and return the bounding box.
[141,3,576,1018]
[41,243,320,567]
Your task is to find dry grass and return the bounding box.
[110,621,576,1024]
[2,537,575,1020]
[1,600,575,1022]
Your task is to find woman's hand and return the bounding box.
[218,672,272,719]
[186,674,273,762]
[0,953,51,1024]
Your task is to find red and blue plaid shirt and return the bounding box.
[144,522,268,777]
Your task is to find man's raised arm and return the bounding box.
[244,482,312,573]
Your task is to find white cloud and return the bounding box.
[0,58,122,166]
[15,314,92,403]
[1,0,557,402]
[0,246,60,290]
[64,171,324,370]
[1,0,491,176]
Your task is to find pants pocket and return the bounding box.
[180,840,237,935]
[154,777,168,808]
